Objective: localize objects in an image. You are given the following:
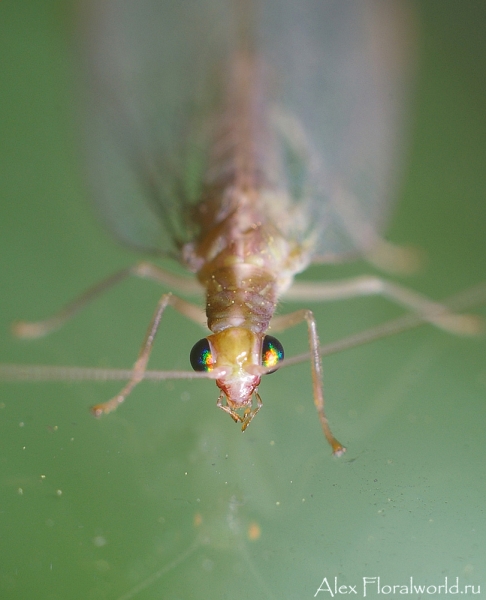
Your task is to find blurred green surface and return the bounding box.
[0,2,485,599]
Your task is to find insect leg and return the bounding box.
[270,310,346,456]
[91,293,205,416]
[12,262,201,339]
[284,276,481,335]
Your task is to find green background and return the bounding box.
[0,2,485,599]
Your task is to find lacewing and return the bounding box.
[4,0,481,455]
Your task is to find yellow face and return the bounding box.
[208,328,262,408]
[189,327,284,419]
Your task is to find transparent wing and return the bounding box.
[257,0,416,262]
[80,0,415,261]
[80,0,234,256]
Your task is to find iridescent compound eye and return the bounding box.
[261,335,284,374]
[190,338,214,372]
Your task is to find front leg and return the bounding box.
[91,293,205,416]
[270,310,346,456]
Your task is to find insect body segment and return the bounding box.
[178,48,308,432]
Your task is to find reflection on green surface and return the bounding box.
[0,2,485,599]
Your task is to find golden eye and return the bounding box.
[261,335,284,374]
[190,338,214,372]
